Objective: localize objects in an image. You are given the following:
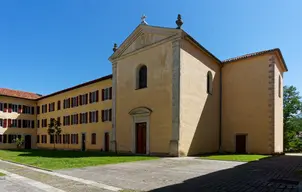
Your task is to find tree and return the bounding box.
[13,137,24,149]
[283,85,302,152]
[47,118,62,149]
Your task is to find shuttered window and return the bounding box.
[101,109,112,122]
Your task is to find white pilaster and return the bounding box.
[170,39,181,156]
[268,55,276,153]
[111,62,117,152]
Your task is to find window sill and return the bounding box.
[135,87,148,90]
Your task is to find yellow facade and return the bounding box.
[0,75,112,151]
[0,18,288,156]
[222,55,272,154]
[0,96,37,149]
[114,40,173,155]
[36,77,112,151]
[179,39,221,156]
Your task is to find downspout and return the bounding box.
[219,64,223,152]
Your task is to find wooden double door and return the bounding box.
[135,122,147,154]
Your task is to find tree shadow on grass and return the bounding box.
[149,155,302,192]
[1,149,153,158]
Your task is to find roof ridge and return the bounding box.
[0,88,42,100]
[0,87,41,95]
[222,48,280,63]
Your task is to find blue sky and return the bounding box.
[1,0,301,95]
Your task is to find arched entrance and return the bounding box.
[129,107,152,154]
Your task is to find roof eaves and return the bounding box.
[275,48,288,72]
[222,48,288,72]
[183,32,222,65]
[0,94,38,101]
[36,74,112,100]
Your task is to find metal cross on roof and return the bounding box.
[141,14,148,25]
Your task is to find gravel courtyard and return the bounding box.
[57,155,302,191]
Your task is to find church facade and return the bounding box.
[0,15,288,156]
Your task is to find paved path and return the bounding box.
[0,175,43,192]
[57,156,302,192]
[0,160,119,192]
[0,155,301,191]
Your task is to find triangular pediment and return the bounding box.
[109,24,182,61]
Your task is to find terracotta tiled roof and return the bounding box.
[0,88,42,100]
[222,48,288,71]
[222,48,280,63]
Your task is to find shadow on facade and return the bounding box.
[181,44,221,156]
[0,114,36,150]
[150,155,302,191]
[187,93,219,156]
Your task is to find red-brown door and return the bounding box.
[104,132,109,152]
[136,122,146,154]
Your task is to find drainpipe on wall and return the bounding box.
[218,64,223,153]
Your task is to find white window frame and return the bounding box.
[105,110,108,121]
[104,88,110,100]
[90,91,97,103]
[81,94,85,104]
[12,119,17,128]
[91,111,97,123]
[42,105,47,113]
[80,113,87,124]
[49,103,54,112]
[103,109,111,122]
[71,134,77,144]
[12,104,18,113]
[64,99,70,108]
[64,116,70,126]
[71,114,77,124]
[72,97,77,107]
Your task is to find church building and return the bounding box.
[0,14,288,156]
[109,14,287,156]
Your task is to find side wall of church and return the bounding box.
[179,39,221,156]
[222,54,273,154]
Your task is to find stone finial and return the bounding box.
[141,14,148,25]
[113,43,118,52]
[176,14,183,29]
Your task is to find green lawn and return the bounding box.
[200,154,270,162]
[0,172,5,176]
[0,149,158,170]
